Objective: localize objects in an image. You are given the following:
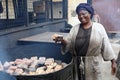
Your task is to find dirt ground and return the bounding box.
[102,38,120,80]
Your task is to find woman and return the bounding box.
[52,3,116,80]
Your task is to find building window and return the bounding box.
[52,0,63,19]
[0,0,67,29]
[0,0,15,19]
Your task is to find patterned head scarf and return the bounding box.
[76,3,94,19]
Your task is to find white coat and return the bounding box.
[62,22,116,80]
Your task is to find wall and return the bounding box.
[68,0,87,26]
[52,2,63,18]
[92,0,120,32]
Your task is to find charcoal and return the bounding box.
[45,58,54,65]
[38,57,46,64]
[3,61,10,70]
[38,64,45,67]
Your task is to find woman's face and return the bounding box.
[77,10,91,24]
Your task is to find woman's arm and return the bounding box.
[111,59,117,75]
[99,24,117,75]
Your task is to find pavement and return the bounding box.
[101,38,120,80]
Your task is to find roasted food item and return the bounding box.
[29,71,36,75]
[2,56,68,75]
[14,68,23,75]
[38,57,46,64]
[36,66,46,74]
[47,62,57,69]
[30,56,38,62]
[45,58,54,66]
[54,64,62,71]
[3,61,11,69]
[6,66,17,75]
[14,59,23,65]
[46,68,54,73]
[6,69,14,75]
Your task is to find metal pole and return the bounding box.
[62,0,68,19]
[6,0,8,19]
[50,0,53,21]
[24,0,29,26]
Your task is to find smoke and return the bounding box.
[114,33,120,39]
[0,50,9,63]
[0,40,10,63]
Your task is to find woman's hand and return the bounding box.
[52,34,63,43]
[111,59,117,75]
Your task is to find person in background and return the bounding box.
[92,10,100,23]
[52,3,116,80]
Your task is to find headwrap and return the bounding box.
[76,3,94,19]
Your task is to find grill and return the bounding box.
[15,60,73,80]
[0,32,73,80]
